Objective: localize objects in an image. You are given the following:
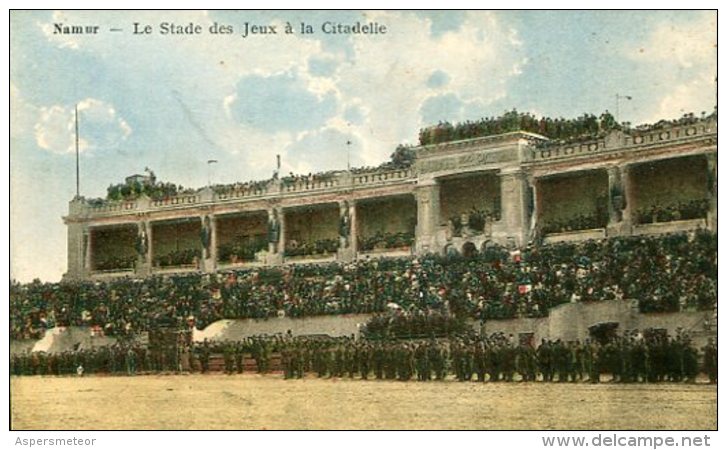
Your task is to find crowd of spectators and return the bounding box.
[93,255,136,272]
[358,231,414,252]
[152,249,201,268]
[636,199,710,225]
[448,208,500,236]
[284,238,340,258]
[539,211,609,235]
[218,239,267,264]
[418,110,621,146]
[418,109,715,147]
[10,231,716,341]
[360,310,469,340]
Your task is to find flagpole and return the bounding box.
[75,104,80,198]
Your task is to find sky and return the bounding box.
[9,10,717,282]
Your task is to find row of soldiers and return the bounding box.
[275,331,717,383]
[11,344,154,376]
[10,332,717,384]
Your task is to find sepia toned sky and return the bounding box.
[9,10,717,282]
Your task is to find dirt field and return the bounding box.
[10,374,716,430]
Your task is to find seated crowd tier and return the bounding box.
[10,231,716,340]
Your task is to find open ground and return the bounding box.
[11,374,716,430]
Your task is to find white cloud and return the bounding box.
[34,98,132,154]
[332,11,526,162]
[626,13,716,122]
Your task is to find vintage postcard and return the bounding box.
[8,9,718,438]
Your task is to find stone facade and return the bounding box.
[63,118,717,280]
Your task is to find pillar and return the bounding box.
[200,214,217,273]
[266,207,285,265]
[350,201,358,255]
[706,153,717,231]
[414,180,441,253]
[606,166,629,236]
[84,227,93,273]
[527,176,540,237]
[337,200,357,262]
[620,164,634,233]
[136,220,152,277]
[63,221,85,280]
[498,170,528,247]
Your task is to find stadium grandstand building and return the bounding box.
[63,115,717,281]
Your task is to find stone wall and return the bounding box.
[193,314,373,342]
[483,301,715,348]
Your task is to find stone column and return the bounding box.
[606,166,627,236]
[147,221,154,272]
[200,214,217,273]
[414,180,441,254]
[706,153,717,231]
[498,170,528,247]
[337,200,357,262]
[620,164,634,233]
[136,220,152,277]
[63,221,85,280]
[84,227,93,273]
[350,200,358,255]
[266,207,285,265]
[62,199,87,281]
[527,176,540,237]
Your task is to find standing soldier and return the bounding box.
[537,339,552,382]
[702,338,717,384]
[373,342,385,380]
[474,340,486,382]
[223,342,235,374]
[430,340,447,381]
[359,342,371,380]
[281,344,293,380]
[334,343,345,378]
[630,336,647,383]
[415,342,427,381]
[200,340,210,374]
[588,340,601,384]
[126,346,137,376]
[345,341,356,379]
[384,343,397,380]
[235,341,245,374]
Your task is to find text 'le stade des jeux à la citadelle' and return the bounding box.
[52,20,389,38]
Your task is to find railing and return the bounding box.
[281,178,339,193]
[353,168,412,185]
[151,194,200,207]
[530,139,606,161]
[529,119,716,162]
[77,168,414,218]
[87,200,137,213]
[624,121,716,146]
[216,185,270,200]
